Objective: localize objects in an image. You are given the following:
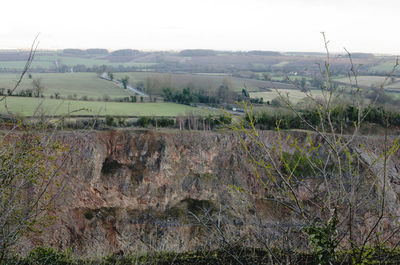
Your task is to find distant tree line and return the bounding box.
[161,80,237,105]
[249,105,400,130]
[59,114,232,131]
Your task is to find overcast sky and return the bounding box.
[1,0,399,54]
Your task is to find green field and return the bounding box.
[250,89,324,103]
[0,97,208,117]
[369,61,399,73]
[0,55,157,70]
[272,61,289,68]
[335,75,400,89]
[0,73,133,99]
[0,72,287,102]
[113,72,296,95]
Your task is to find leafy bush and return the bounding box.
[105,115,115,127]
[157,117,175,127]
[137,116,153,127]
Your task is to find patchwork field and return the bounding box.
[0,54,157,71]
[0,97,207,117]
[0,73,133,99]
[250,89,324,103]
[335,75,400,90]
[113,72,296,94]
[369,60,399,73]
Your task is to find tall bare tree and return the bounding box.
[32,77,44,98]
[221,33,400,264]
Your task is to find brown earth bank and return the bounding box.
[18,129,400,257]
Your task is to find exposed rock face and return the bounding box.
[27,130,259,256]
[23,130,400,256]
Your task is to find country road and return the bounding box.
[99,72,243,115]
[99,73,149,97]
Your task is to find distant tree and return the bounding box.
[32,78,44,98]
[105,115,115,126]
[242,88,249,99]
[110,49,139,56]
[217,78,233,103]
[144,76,161,96]
[136,81,145,91]
[58,64,69,73]
[107,72,114,81]
[180,87,194,104]
[179,49,216,56]
[95,65,107,75]
[311,77,322,89]
[247,50,281,56]
[121,76,129,89]
[28,73,32,79]
[86,48,109,55]
[62,48,86,56]
[271,96,283,107]
[263,73,271,81]
[162,87,174,102]
[367,85,392,104]
[300,77,307,91]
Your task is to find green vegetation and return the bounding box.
[0,73,133,99]
[335,75,400,89]
[0,97,209,117]
[282,150,323,177]
[250,89,324,104]
[0,54,157,71]
[246,104,400,130]
[9,246,400,264]
[370,61,400,73]
[112,72,280,94]
[137,116,174,127]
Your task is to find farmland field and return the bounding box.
[0,54,157,71]
[0,73,133,99]
[335,75,400,89]
[250,89,324,103]
[0,72,298,102]
[113,72,296,94]
[0,97,208,117]
[369,61,399,73]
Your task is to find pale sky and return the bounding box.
[1,0,399,54]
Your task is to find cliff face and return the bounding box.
[27,130,261,256]
[23,130,400,256]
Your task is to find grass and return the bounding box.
[335,75,399,87]
[113,72,251,93]
[272,61,289,68]
[0,97,210,117]
[369,61,399,73]
[0,55,158,70]
[250,89,324,103]
[113,72,296,95]
[0,73,133,99]
[335,75,400,90]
